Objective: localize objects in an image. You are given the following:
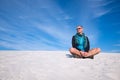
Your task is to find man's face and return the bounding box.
[76,26,83,33]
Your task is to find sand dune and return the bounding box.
[0,51,120,80]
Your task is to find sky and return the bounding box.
[0,0,120,52]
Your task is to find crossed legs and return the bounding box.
[69,48,101,58]
[69,48,83,58]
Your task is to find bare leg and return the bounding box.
[82,48,101,57]
[69,48,83,58]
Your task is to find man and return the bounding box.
[69,25,101,59]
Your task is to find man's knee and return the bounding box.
[69,48,75,54]
[96,48,101,53]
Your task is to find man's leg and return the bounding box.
[69,48,83,58]
[82,48,101,57]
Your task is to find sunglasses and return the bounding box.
[77,28,82,30]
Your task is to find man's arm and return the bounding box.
[85,36,90,52]
[72,36,76,48]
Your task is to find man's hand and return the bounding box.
[80,51,88,57]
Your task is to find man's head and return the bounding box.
[76,25,83,34]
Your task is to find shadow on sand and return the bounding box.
[66,54,74,58]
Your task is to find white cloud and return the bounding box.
[0,0,75,50]
[113,44,120,47]
[111,50,120,53]
[0,39,60,50]
[0,15,73,50]
[34,23,73,46]
[0,18,67,50]
[93,9,111,18]
[117,31,120,34]
[0,27,63,50]
[90,0,114,8]
[88,0,113,18]
[64,15,72,20]
[87,33,99,46]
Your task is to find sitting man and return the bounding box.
[69,25,101,59]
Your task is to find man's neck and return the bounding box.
[78,32,83,35]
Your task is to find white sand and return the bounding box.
[0,51,120,80]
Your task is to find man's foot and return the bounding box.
[80,51,88,57]
[72,51,83,58]
[79,51,85,57]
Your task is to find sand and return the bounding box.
[0,51,120,80]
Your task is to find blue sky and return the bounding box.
[0,0,120,52]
